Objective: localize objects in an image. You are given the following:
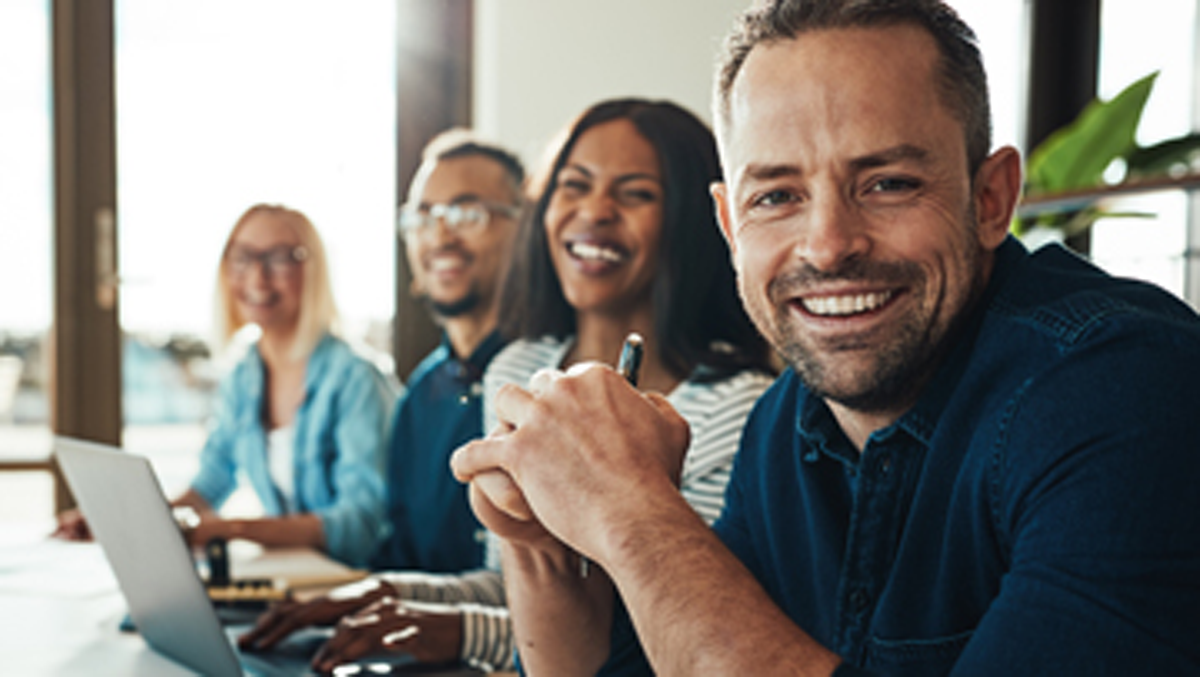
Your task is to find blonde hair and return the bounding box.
[214,204,339,360]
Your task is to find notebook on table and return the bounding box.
[54,436,480,677]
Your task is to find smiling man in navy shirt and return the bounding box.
[374,130,524,574]
[451,1,1200,675]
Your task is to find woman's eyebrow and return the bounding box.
[613,172,662,184]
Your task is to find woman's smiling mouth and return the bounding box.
[567,240,627,264]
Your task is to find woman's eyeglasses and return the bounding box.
[226,245,309,277]
[397,200,520,242]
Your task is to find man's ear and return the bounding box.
[972,146,1023,250]
[710,182,738,257]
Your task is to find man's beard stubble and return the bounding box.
[767,236,984,415]
[426,290,481,319]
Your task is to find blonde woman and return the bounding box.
[56,204,395,566]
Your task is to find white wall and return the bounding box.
[473,0,751,166]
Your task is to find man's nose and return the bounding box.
[792,192,870,271]
[427,214,461,244]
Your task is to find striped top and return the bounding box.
[383,337,773,671]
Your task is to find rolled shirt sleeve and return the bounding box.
[308,352,396,566]
[189,359,253,508]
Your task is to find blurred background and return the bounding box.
[2,0,1197,524]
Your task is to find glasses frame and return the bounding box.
[397,199,521,242]
[225,244,309,277]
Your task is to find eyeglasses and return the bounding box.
[397,200,520,242]
[226,245,309,277]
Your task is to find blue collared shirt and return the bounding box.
[371,330,507,572]
[603,238,1200,675]
[190,334,396,567]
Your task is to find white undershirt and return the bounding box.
[267,425,296,513]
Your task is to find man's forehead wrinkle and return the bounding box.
[726,43,844,176]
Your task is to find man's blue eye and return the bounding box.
[871,177,920,193]
[755,189,795,207]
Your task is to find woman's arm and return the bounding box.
[186,512,326,550]
[307,358,395,564]
[188,371,245,509]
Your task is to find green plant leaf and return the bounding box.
[1025,71,1158,195]
[1126,132,1200,177]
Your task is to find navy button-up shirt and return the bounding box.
[603,238,1200,675]
[371,330,506,572]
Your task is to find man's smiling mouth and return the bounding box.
[800,290,895,317]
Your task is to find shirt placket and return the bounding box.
[834,434,914,664]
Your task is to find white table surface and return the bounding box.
[0,522,200,675]
[0,523,497,676]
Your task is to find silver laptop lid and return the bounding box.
[55,436,243,676]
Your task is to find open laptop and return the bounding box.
[55,436,478,677]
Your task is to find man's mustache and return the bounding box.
[767,259,921,300]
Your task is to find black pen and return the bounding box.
[617,332,644,387]
[580,333,645,578]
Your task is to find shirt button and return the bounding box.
[877,455,892,476]
[458,394,470,405]
[850,588,870,612]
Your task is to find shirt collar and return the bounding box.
[440,329,507,383]
[301,332,335,393]
[795,379,859,467]
[243,332,332,409]
[893,236,1028,445]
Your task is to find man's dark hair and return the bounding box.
[499,98,773,381]
[715,0,991,176]
[422,128,526,197]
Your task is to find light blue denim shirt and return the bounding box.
[190,333,397,566]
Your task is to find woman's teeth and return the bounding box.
[243,292,275,306]
[568,241,625,263]
[801,291,893,317]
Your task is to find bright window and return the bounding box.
[1091,0,1196,302]
[952,0,1029,153]
[0,0,53,479]
[115,0,398,497]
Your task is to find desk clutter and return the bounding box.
[206,577,287,608]
[204,536,286,610]
[200,536,368,611]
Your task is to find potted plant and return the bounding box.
[1014,71,1200,248]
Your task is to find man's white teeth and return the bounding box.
[569,242,624,263]
[802,291,893,316]
[430,257,464,273]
